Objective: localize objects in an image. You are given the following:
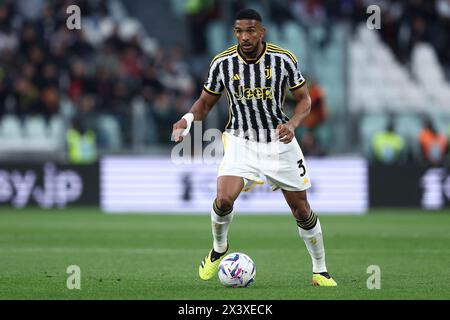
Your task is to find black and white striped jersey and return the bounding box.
[203,42,306,143]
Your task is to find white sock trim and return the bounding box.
[211,208,233,224]
[298,219,327,273]
[211,208,233,253]
[298,219,321,238]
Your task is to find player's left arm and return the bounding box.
[277,85,311,144]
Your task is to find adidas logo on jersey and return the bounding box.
[232,74,240,81]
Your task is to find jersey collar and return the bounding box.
[237,42,267,65]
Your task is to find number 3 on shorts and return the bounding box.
[297,159,306,177]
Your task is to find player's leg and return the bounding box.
[199,175,244,280]
[282,189,337,286]
[211,175,243,253]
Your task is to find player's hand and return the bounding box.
[171,119,188,142]
[276,123,295,144]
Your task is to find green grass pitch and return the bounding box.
[0,208,449,300]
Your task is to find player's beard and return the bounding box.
[240,42,258,59]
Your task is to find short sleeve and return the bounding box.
[285,57,306,91]
[203,59,224,96]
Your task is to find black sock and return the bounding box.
[313,272,331,279]
[210,245,228,262]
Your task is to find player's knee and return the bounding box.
[215,196,234,214]
[292,201,310,220]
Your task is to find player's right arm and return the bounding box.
[171,90,221,142]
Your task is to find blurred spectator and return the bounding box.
[94,42,120,75]
[92,67,113,111]
[38,62,60,88]
[301,130,325,156]
[160,46,195,97]
[75,94,98,133]
[1,0,446,156]
[371,115,406,165]
[299,78,328,156]
[66,117,97,164]
[184,0,216,55]
[68,59,92,105]
[41,86,60,119]
[110,80,133,145]
[448,123,450,158]
[0,0,197,150]
[289,0,331,49]
[12,76,40,119]
[16,0,45,21]
[418,117,449,166]
[269,0,295,29]
[0,71,7,118]
[0,4,18,53]
[142,64,163,101]
[290,0,327,27]
[302,78,327,132]
[152,90,178,144]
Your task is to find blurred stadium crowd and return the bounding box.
[0,0,448,166]
[0,0,198,153]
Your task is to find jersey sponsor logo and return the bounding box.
[234,85,273,101]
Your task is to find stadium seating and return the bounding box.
[395,114,423,160]
[265,22,282,44]
[0,115,24,153]
[169,0,186,17]
[0,114,66,153]
[24,116,56,152]
[280,22,307,58]
[48,116,66,150]
[1,1,447,159]
[350,25,448,114]
[359,113,388,158]
[351,23,450,160]
[411,43,450,110]
[0,115,23,139]
[207,21,228,56]
[429,111,450,135]
[97,114,122,151]
[24,116,47,138]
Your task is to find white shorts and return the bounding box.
[218,132,312,192]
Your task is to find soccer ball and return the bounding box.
[218,252,256,287]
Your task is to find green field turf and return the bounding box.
[0,208,449,300]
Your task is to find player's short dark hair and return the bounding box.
[235,9,262,22]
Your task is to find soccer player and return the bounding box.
[171,9,337,286]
